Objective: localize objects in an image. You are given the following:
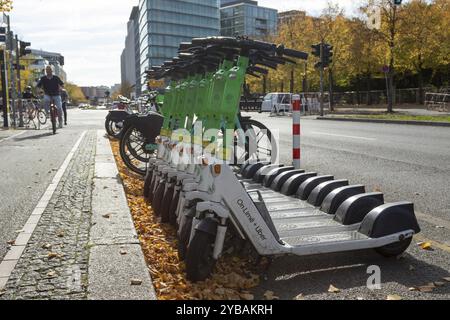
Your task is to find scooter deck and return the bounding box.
[282,230,368,247]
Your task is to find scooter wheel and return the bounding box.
[375,237,412,257]
[178,214,193,261]
[160,186,174,224]
[152,181,166,216]
[186,231,216,282]
[148,177,157,203]
[143,170,153,199]
[169,191,180,227]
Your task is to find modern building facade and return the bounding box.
[121,6,141,97]
[220,0,278,39]
[81,86,110,104]
[30,49,67,82]
[278,10,306,26]
[138,0,220,91]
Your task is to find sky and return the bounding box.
[8,0,362,87]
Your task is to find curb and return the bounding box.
[316,116,450,127]
[87,130,156,300]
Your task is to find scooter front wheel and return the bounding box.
[143,170,153,199]
[375,237,412,258]
[160,186,174,223]
[152,181,166,216]
[186,230,216,282]
[178,214,193,261]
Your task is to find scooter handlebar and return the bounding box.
[277,46,309,60]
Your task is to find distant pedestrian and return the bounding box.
[60,88,69,125]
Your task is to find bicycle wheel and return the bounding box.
[23,107,34,126]
[236,119,278,165]
[119,126,152,175]
[38,109,47,125]
[51,107,57,134]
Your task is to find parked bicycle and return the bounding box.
[22,99,47,129]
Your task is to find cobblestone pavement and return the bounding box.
[1,131,96,300]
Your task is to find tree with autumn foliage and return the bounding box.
[0,0,12,12]
[257,0,449,111]
[65,82,88,105]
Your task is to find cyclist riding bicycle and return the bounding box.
[37,65,65,129]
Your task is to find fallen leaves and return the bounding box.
[386,294,402,300]
[47,252,61,260]
[110,140,261,301]
[42,243,52,250]
[263,290,279,300]
[56,230,65,238]
[7,240,15,245]
[417,242,433,251]
[328,284,340,293]
[47,271,57,278]
[131,279,143,286]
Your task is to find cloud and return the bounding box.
[8,0,362,87]
[9,0,139,86]
[257,0,362,16]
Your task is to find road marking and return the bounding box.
[0,130,87,290]
[0,130,27,144]
[415,211,450,230]
[311,131,377,141]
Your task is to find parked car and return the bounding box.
[261,93,293,113]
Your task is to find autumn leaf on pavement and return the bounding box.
[328,284,340,293]
[386,294,402,300]
[131,279,143,286]
[47,252,60,259]
[417,242,433,251]
[239,293,254,300]
[263,290,279,300]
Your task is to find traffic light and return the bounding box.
[13,63,25,71]
[322,44,333,68]
[19,41,31,57]
[0,27,6,43]
[311,44,321,57]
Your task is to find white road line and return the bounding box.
[311,131,377,141]
[0,130,87,290]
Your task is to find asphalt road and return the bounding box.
[246,113,450,299]
[0,109,106,261]
[1,109,449,300]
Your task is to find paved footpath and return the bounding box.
[0,114,155,300]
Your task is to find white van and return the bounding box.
[260,93,292,113]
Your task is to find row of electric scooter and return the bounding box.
[141,36,421,282]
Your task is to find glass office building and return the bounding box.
[220,0,278,39]
[138,0,220,90]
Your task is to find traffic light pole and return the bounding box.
[1,49,8,128]
[15,35,23,127]
[6,15,17,127]
[319,41,324,117]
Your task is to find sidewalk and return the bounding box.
[0,130,156,300]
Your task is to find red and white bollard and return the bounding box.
[292,94,301,169]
